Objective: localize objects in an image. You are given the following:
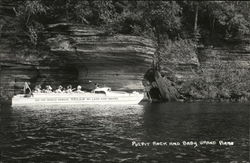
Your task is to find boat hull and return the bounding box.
[12,92,144,106]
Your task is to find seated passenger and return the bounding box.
[66,85,73,93]
[91,83,100,93]
[75,85,84,93]
[24,82,32,97]
[45,85,52,93]
[95,83,100,89]
[55,85,63,93]
[34,84,41,93]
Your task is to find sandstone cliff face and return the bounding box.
[197,38,250,96]
[0,22,156,101]
[149,36,250,101]
[160,49,200,82]
[159,38,250,83]
[47,24,156,91]
[198,42,250,80]
[0,42,79,101]
[178,38,250,101]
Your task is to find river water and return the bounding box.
[0,102,249,162]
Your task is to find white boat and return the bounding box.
[12,87,144,106]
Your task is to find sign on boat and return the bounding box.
[12,87,144,106]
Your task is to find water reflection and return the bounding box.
[0,102,249,162]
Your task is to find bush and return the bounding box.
[180,57,250,101]
[155,39,199,76]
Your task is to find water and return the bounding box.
[0,102,249,162]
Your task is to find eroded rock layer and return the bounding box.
[47,24,156,91]
[198,45,250,79]
[0,23,156,101]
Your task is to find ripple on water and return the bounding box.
[0,103,249,162]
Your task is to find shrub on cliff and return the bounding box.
[157,39,198,73]
[201,57,250,93]
[5,1,249,46]
[14,0,48,45]
[180,58,250,101]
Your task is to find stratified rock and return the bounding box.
[0,0,156,101]
[47,24,156,91]
[0,22,156,101]
[159,41,200,82]
[198,44,250,82]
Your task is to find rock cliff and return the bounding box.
[0,39,79,101]
[47,24,156,91]
[178,38,250,101]
[144,36,250,102]
[0,22,156,101]
[198,41,250,80]
[1,1,249,102]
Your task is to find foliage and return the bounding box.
[181,1,250,39]
[202,57,250,92]
[2,0,250,101]
[138,1,182,41]
[9,1,250,44]
[14,0,48,45]
[205,2,250,38]
[157,39,198,70]
[2,1,249,49]
[73,1,116,25]
[181,58,250,101]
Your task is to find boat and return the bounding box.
[12,87,144,106]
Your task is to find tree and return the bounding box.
[197,1,249,39]
[10,0,250,46]
[140,1,182,42]
[14,0,47,45]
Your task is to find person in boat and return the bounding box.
[66,85,73,93]
[95,83,100,88]
[91,83,99,93]
[23,82,32,97]
[45,85,53,93]
[55,85,63,93]
[34,84,42,93]
[75,85,84,93]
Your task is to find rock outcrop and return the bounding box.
[47,24,156,91]
[198,42,250,81]
[144,36,250,102]
[0,38,79,101]
[176,38,250,102]
[1,0,249,103]
[0,22,156,101]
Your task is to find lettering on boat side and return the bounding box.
[131,140,235,148]
[34,97,119,102]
